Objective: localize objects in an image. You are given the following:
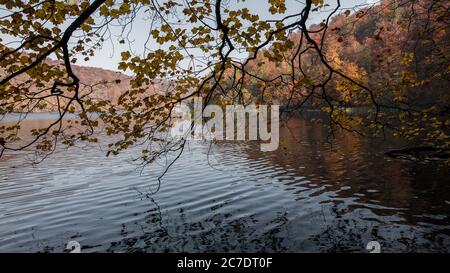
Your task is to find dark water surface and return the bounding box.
[0,115,449,252]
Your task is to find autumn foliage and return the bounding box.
[219,0,450,147]
[0,0,448,163]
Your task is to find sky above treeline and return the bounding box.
[0,0,378,73]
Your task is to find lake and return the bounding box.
[0,114,449,252]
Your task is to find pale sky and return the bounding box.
[0,0,378,73]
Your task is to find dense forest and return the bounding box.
[217,0,449,147]
[241,1,448,107]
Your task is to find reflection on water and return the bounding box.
[0,115,449,252]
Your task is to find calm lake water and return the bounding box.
[0,114,449,252]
